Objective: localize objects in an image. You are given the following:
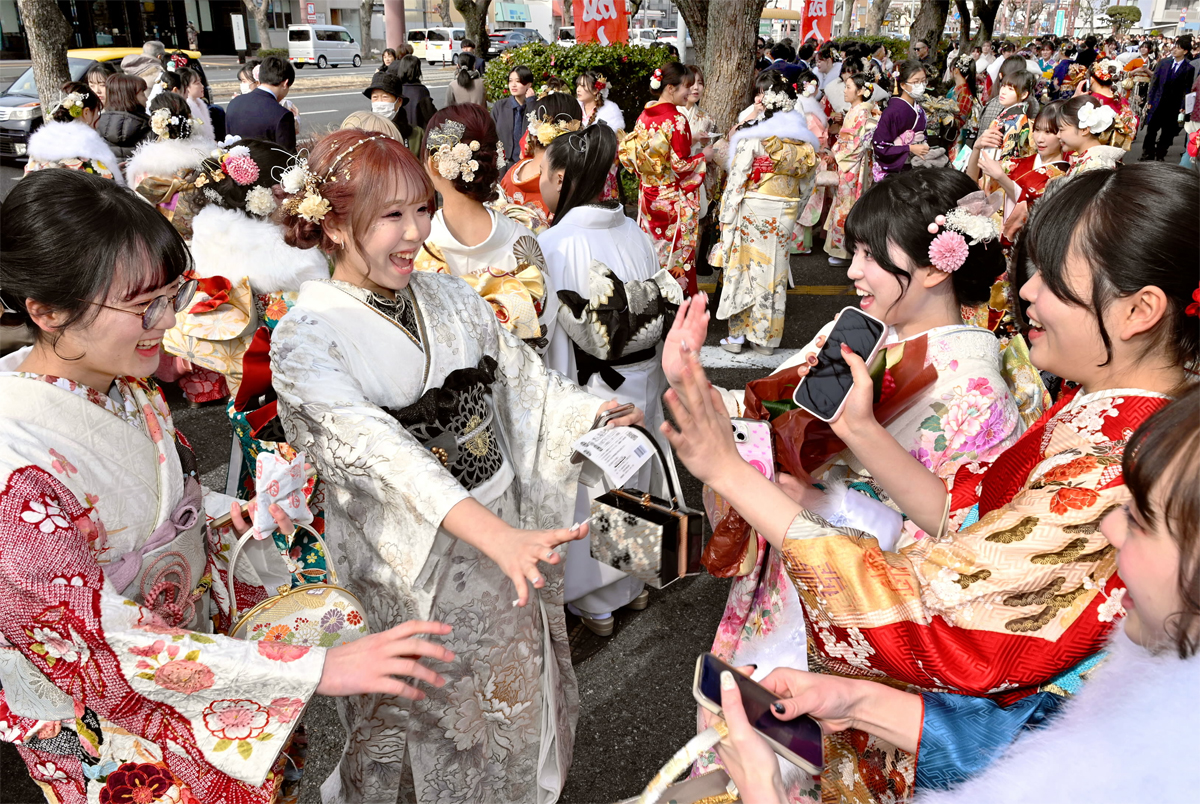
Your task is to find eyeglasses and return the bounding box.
[85,278,197,330]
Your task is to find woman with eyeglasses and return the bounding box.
[0,170,458,804]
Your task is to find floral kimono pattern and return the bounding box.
[270,274,603,804]
[0,369,323,804]
[713,127,818,349]
[618,101,707,296]
[696,326,1044,798]
[779,388,1169,803]
[823,102,879,259]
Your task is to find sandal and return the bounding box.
[720,336,744,353]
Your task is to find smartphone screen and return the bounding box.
[792,307,886,422]
[697,653,823,770]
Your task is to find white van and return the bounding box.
[406,28,427,60]
[627,28,661,47]
[287,24,362,69]
[424,27,465,65]
[557,26,575,47]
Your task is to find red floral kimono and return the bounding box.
[1002,153,1070,205]
[780,387,1170,803]
[618,101,706,295]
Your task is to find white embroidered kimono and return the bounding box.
[414,208,558,353]
[270,273,603,804]
[540,204,670,617]
[0,353,320,804]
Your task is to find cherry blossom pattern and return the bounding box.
[97,761,183,804]
[27,624,90,668]
[21,495,70,534]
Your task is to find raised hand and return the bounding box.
[317,620,455,699]
[661,343,741,488]
[662,293,711,385]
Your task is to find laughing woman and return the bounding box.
[269,129,641,803]
[0,170,455,804]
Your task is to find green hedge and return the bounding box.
[256,48,288,59]
[484,43,674,130]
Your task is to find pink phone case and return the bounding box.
[732,418,775,481]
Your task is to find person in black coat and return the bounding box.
[387,55,437,130]
[95,73,152,161]
[225,56,297,151]
[491,64,534,164]
[1141,35,1197,161]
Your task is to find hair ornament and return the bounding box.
[1186,285,1200,319]
[592,74,607,92]
[149,107,200,140]
[427,120,485,182]
[954,53,975,74]
[1091,59,1119,82]
[926,191,1003,272]
[1076,101,1116,134]
[170,53,189,70]
[526,110,582,146]
[57,91,88,118]
[496,140,507,170]
[277,135,384,225]
[650,68,663,90]
[762,88,795,112]
[566,133,588,154]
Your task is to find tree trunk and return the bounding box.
[972,0,1002,44]
[840,0,856,37]
[956,0,973,47]
[909,0,949,60]
[866,0,893,35]
[435,2,453,27]
[243,0,274,50]
[561,1,573,27]
[677,0,765,133]
[360,0,375,58]
[15,0,72,118]
[454,0,492,57]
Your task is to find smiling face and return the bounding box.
[1056,120,1091,151]
[329,184,432,295]
[689,77,705,104]
[847,240,920,324]
[1102,493,1183,651]
[1018,246,1112,384]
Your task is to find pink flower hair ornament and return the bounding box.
[925,191,1004,272]
[929,230,971,273]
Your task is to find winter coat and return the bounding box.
[96,110,153,161]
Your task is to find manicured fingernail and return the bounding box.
[807,354,818,365]
[570,522,581,531]
[841,343,852,354]
[772,702,786,714]
[681,339,690,353]
[512,599,521,607]
[720,671,735,690]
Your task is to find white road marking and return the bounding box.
[290,84,448,101]
[299,109,340,115]
[699,346,799,370]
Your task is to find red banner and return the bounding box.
[801,0,835,43]
[572,0,628,45]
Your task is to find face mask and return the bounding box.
[371,100,396,116]
[907,82,927,98]
[240,82,253,95]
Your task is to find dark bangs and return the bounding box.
[1123,386,1200,658]
[114,195,193,300]
[844,179,913,295]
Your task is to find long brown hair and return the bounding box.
[1123,385,1200,658]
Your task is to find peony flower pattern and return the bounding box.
[97,762,182,804]
[28,625,90,667]
[202,699,269,741]
[912,377,1013,477]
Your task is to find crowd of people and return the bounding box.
[0,24,1197,804]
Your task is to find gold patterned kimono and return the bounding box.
[713,111,818,348]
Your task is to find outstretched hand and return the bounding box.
[317,619,455,699]
[661,342,741,488]
[662,293,711,386]
[827,343,880,443]
[500,522,588,607]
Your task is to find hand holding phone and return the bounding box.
[792,306,886,423]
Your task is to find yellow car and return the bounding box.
[0,47,203,157]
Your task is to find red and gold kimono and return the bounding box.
[779,387,1170,803]
[618,101,706,296]
[1001,153,1069,205]
[1088,91,1139,150]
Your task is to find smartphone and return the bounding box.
[731,418,774,481]
[792,306,886,423]
[596,402,636,428]
[692,653,823,775]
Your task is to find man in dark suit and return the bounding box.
[226,56,297,152]
[1142,35,1196,161]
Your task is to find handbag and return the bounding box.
[588,425,702,589]
[227,522,370,648]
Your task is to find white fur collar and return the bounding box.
[188,205,330,295]
[726,110,819,170]
[26,121,125,185]
[123,136,213,188]
[917,635,1200,803]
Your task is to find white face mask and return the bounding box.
[240,82,254,95]
[371,100,396,116]
[907,82,927,98]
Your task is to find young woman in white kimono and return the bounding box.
[714,71,820,356]
[413,104,556,354]
[269,130,642,804]
[538,125,685,635]
[0,169,454,804]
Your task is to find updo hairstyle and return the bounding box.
[50,81,101,123]
[422,103,502,204]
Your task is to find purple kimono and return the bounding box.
[872,97,927,177]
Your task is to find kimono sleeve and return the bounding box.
[872,104,915,162]
[0,466,324,787]
[718,137,757,226]
[668,112,707,192]
[270,310,471,588]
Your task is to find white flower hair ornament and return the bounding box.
[149,107,199,140]
[762,88,795,112]
[244,185,277,217]
[427,120,485,182]
[925,190,1004,273]
[650,68,663,90]
[276,135,385,224]
[57,92,87,119]
[1075,101,1116,134]
[801,80,819,98]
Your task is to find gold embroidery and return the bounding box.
[984,515,1039,543]
[1030,537,1089,565]
[1003,576,1065,607]
[1063,503,1122,534]
[1004,583,1088,633]
[462,415,492,457]
[952,568,992,589]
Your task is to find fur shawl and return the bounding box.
[188,205,330,295]
[918,634,1200,804]
[26,121,125,185]
[123,135,213,188]
[726,109,819,170]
